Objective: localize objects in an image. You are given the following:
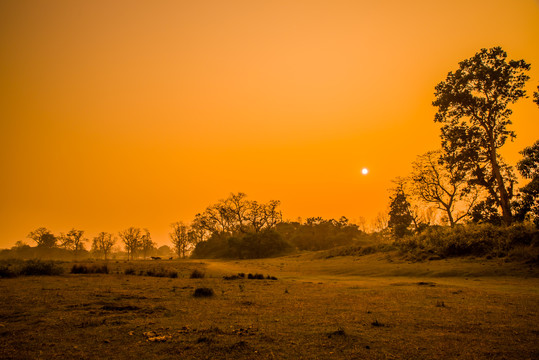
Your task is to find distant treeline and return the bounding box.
[4,47,538,262]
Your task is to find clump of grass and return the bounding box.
[124,267,136,275]
[71,264,108,274]
[371,319,385,327]
[190,269,205,279]
[19,259,64,276]
[327,327,346,338]
[193,287,214,297]
[436,300,446,307]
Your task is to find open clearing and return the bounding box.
[1,252,538,359]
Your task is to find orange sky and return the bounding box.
[1,0,538,247]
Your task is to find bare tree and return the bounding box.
[411,150,478,226]
[170,222,190,258]
[263,200,282,229]
[119,227,142,261]
[92,232,116,260]
[63,229,87,254]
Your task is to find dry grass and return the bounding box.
[0,254,538,359]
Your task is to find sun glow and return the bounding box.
[362,168,369,175]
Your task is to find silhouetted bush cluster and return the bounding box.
[0,259,65,277]
[192,229,292,259]
[123,267,177,278]
[223,272,277,280]
[274,218,364,251]
[70,264,109,274]
[397,223,539,260]
[223,273,245,280]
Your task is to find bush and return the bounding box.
[190,269,205,279]
[247,273,265,279]
[124,267,136,275]
[19,259,64,276]
[71,264,109,274]
[193,287,214,297]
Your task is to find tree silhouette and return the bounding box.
[433,47,530,225]
[92,232,116,260]
[411,150,478,226]
[170,222,190,258]
[140,229,155,260]
[388,182,413,238]
[27,227,56,248]
[60,229,87,257]
[119,227,142,260]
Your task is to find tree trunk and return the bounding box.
[489,147,513,225]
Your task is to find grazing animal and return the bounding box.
[151,256,161,260]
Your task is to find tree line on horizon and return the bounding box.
[3,47,538,261]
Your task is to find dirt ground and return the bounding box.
[1,253,538,359]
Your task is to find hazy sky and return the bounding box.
[1,0,538,247]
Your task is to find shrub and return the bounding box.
[19,259,64,276]
[124,267,136,275]
[190,269,205,279]
[193,287,214,297]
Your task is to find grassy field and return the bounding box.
[1,252,538,359]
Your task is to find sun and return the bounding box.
[361,168,369,175]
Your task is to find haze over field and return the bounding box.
[1,0,538,246]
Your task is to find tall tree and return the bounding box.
[432,47,530,225]
[119,227,141,261]
[534,85,539,107]
[92,232,116,260]
[27,227,57,248]
[411,150,478,226]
